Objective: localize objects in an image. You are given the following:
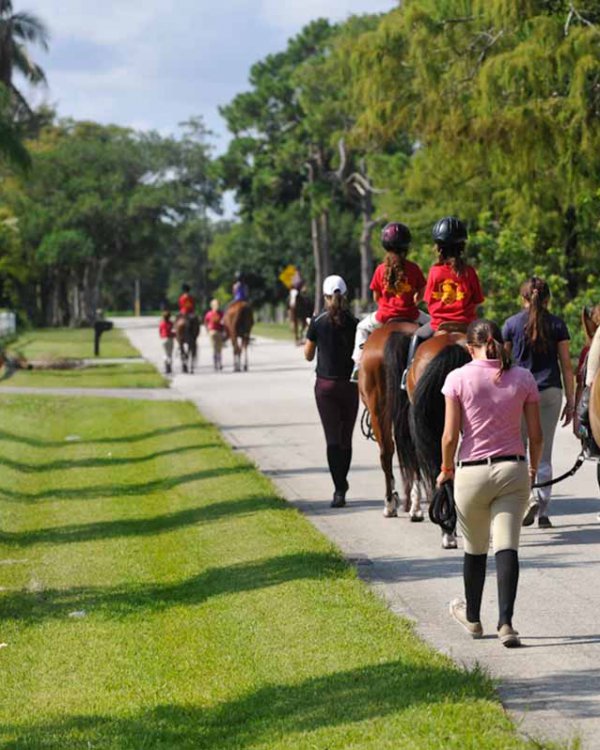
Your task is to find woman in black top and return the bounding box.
[305,275,359,507]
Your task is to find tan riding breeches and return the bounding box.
[209,330,223,353]
[454,461,530,555]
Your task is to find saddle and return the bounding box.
[435,321,468,335]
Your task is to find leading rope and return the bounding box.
[531,451,587,489]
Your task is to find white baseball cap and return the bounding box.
[322,274,347,296]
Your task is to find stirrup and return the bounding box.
[350,365,359,383]
[400,368,409,391]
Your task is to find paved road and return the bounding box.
[121,316,600,749]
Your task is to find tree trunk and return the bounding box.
[311,212,323,315]
[359,187,376,303]
[564,205,578,298]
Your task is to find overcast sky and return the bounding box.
[27,0,398,152]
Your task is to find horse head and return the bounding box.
[583,305,600,344]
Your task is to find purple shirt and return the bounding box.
[442,360,540,462]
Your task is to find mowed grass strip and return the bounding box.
[0,396,558,749]
[9,327,139,360]
[0,363,166,389]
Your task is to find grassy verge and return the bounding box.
[0,363,166,389]
[9,327,139,360]
[253,321,297,341]
[0,394,558,749]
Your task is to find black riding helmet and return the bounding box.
[381,222,411,252]
[432,217,468,246]
[181,283,190,293]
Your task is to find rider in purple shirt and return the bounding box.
[232,271,249,302]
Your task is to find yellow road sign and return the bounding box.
[279,264,297,290]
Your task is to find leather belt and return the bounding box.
[457,455,526,468]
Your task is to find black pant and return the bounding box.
[315,377,359,492]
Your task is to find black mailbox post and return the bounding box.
[94,320,114,356]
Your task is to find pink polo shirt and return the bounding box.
[442,360,540,462]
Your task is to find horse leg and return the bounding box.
[370,414,398,517]
[233,339,241,372]
[408,477,424,522]
[243,337,249,371]
[179,341,188,373]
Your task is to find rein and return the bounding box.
[531,451,587,489]
[361,407,376,441]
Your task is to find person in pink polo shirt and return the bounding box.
[437,319,543,648]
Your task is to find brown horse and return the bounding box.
[359,321,424,518]
[174,314,200,374]
[582,307,600,471]
[223,301,254,372]
[289,291,313,344]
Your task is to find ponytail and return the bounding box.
[437,242,465,275]
[467,319,512,381]
[325,291,347,327]
[521,276,550,352]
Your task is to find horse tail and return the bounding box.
[383,331,417,481]
[410,344,471,491]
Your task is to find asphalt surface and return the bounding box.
[121,316,600,749]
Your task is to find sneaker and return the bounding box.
[449,598,483,639]
[349,365,359,383]
[522,500,539,527]
[330,491,346,508]
[498,624,521,648]
[538,515,553,529]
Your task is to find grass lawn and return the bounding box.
[253,321,297,342]
[9,327,139,360]
[0,363,166,389]
[0,395,557,749]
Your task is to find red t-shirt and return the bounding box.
[370,260,426,324]
[159,319,174,339]
[204,310,224,332]
[424,263,484,330]
[178,293,196,315]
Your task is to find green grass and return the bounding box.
[253,321,297,341]
[0,396,559,749]
[9,327,139,360]
[0,363,166,389]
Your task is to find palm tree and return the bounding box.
[0,0,49,114]
[0,1,48,167]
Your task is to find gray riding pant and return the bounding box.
[522,386,562,511]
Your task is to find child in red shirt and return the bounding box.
[204,298,224,371]
[350,222,429,381]
[178,283,196,317]
[159,309,175,374]
[401,217,484,388]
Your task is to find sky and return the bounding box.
[27,0,399,153]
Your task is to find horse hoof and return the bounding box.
[383,506,398,518]
[442,533,458,549]
[409,511,424,522]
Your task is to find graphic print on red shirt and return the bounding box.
[370,260,426,324]
[424,263,484,330]
[178,293,196,315]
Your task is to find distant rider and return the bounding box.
[232,271,249,302]
[178,284,197,318]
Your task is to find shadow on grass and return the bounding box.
[0,443,222,473]
[0,423,209,448]
[0,551,347,623]
[0,661,503,750]
[0,495,288,547]
[0,466,251,502]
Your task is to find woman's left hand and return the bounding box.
[561,401,575,427]
[436,469,454,487]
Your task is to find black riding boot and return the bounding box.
[496,549,519,629]
[340,447,352,489]
[400,334,420,390]
[327,445,347,506]
[464,553,487,623]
